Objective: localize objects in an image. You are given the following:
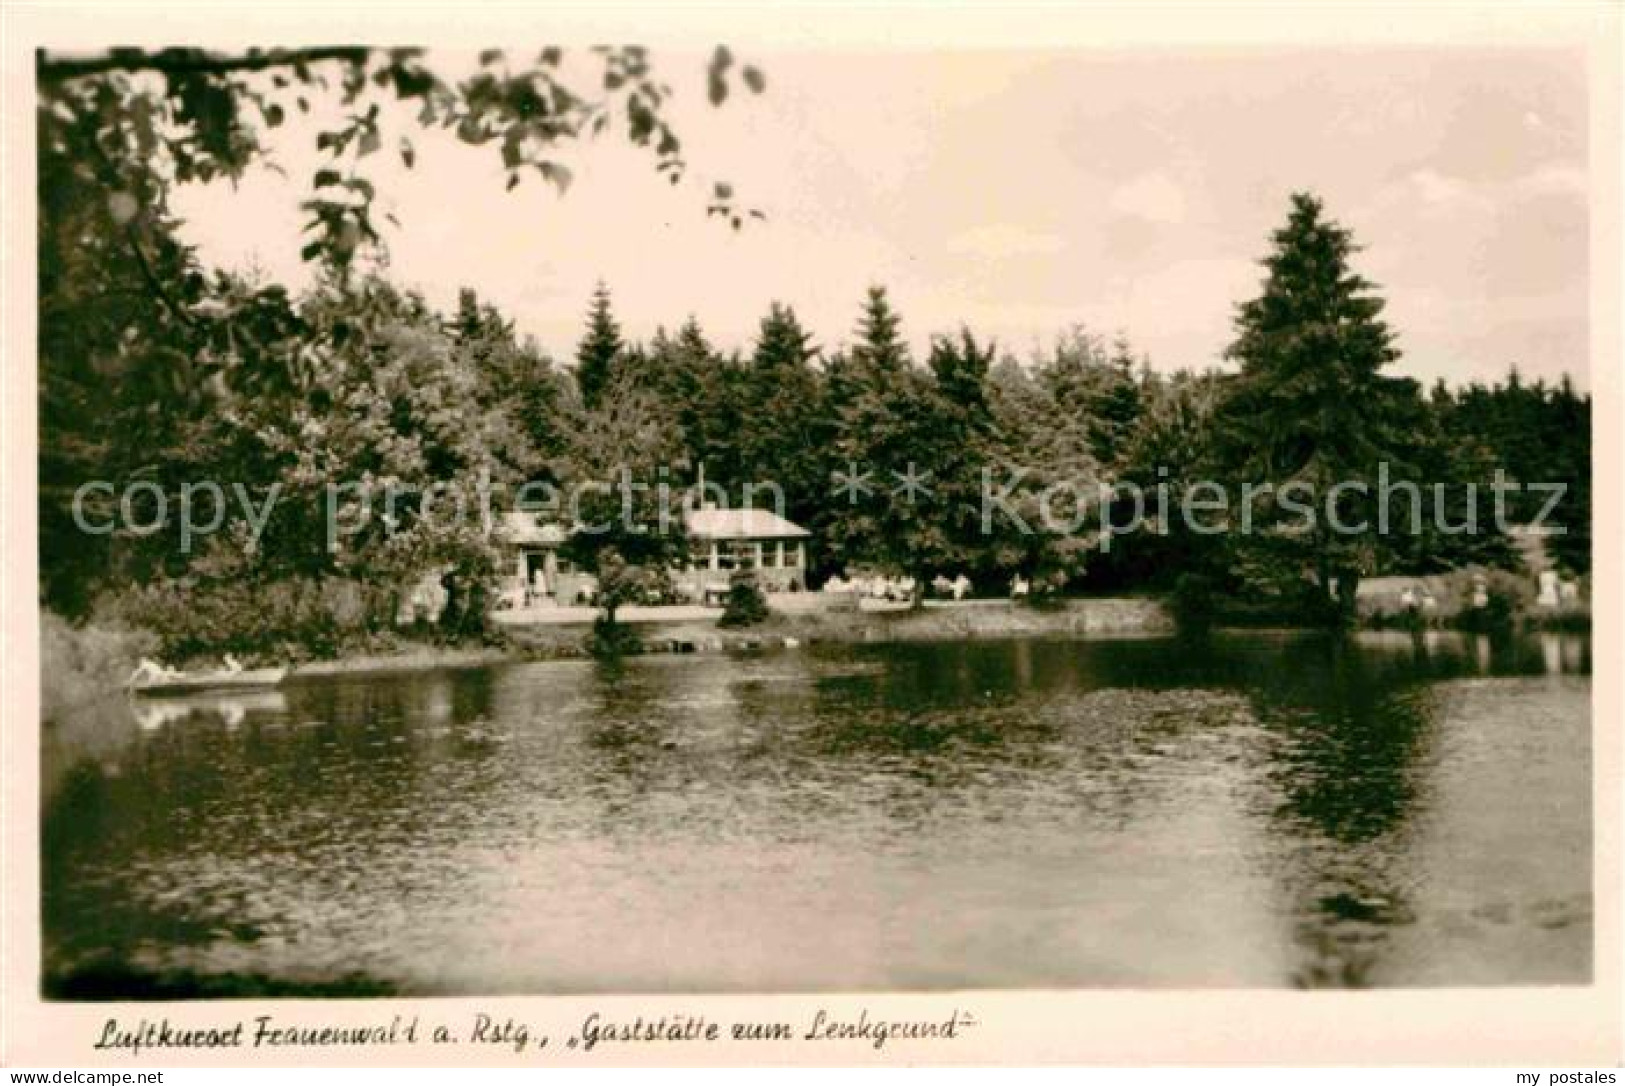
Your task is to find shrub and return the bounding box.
[718,570,770,628]
[93,576,399,664]
[1170,572,1219,629]
[1459,587,1515,634]
[638,565,684,606]
[586,614,642,657]
[1455,567,1535,634]
[40,611,158,724]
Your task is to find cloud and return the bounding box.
[1514,162,1586,200]
[1409,168,1474,206]
[1382,160,1584,219]
[1108,171,1188,224]
[944,223,1067,258]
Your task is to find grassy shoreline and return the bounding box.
[503,597,1177,657]
[288,645,513,677]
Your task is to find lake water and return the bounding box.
[43,629,1592,996]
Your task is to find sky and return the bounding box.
[174,46,1590,389]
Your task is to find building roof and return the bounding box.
[686,506,811,540]
[499,506,810,544]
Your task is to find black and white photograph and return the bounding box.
[3,0,1620,1070]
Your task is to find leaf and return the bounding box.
[507,173,520,192]
[742,65,765,93]
[480,48,502,66]
[707,45,734,106]
[399,136,415,168]
[358,128,382,157]
[314,168,343,188]
[265,103,285,127]
[538,162,573,193]
[627,98,653,141]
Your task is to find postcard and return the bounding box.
[2,1,1619,1068]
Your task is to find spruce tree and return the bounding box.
[1091,334,1145,468]
[575,281,623,410]
[1215,192,1416,622]
[850,285,910,375]
[666,315,745,486]
[742,303,824,526]
[924,328,1005,584]
[827,286,935,591]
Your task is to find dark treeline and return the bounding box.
[35,47,1590,658]
[40,248,1589,656]
[1431,370,1591,574]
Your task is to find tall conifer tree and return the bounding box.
[575,281,623,410]
[1215,192,1415,621]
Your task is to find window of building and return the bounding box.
[721,541,756,569]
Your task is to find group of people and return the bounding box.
[128,654,245,686]
[822,574,918,601]
[821,572,982,602]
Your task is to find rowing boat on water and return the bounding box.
[127,667,288,696]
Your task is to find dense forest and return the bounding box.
[37,48,1591,660]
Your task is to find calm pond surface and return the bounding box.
[43,629,1591,996]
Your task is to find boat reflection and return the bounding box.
[131,689,289,732]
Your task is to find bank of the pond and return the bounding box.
[289,645,512,678]
[42,600,1177,720]
[500,590,1589,660]
[502,597,1176,657]
[45,586,1589,714]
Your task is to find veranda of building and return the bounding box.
[499,504,811,606]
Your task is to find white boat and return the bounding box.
[127,666,288,697]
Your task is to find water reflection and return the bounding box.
[131,690,288,732]
[41,630,1590,996]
